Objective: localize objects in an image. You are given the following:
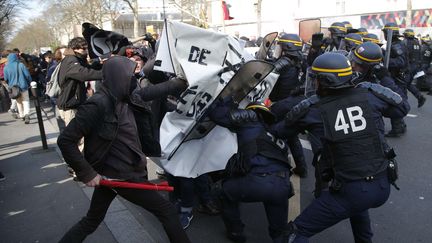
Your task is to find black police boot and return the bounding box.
[418,95,426,108]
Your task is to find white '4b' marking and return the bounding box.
[334,106,366,134]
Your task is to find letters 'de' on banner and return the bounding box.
[154,21,278,178]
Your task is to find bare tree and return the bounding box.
[169,0,209,28]
[0,0,23,49]
[122,0,139,38]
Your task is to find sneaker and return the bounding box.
[0,172,5,181]
[226,231,246,242]
[179,211,193,229]
[24,115,30,124]
[418,95,426,108]
[197,201,221,215]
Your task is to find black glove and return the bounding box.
[373,64,390,80]
[274,56,294,73]
[311,33,324,49]
[143,32,155,42]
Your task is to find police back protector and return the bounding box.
[318,88,386,182]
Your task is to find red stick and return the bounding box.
[100,179,174,192]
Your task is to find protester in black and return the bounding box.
[57,56,190,243]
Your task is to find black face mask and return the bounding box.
[74,51,88,60]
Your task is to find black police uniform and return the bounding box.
[209,98,293,243]
[417,40,432,93]
[385,38,411,136]
[307,22,347,65]
[269,34,308,176]
[403,35,426,105]
[271,85,409,242]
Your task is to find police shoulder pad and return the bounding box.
[285,95,319,126]
[230,109,258,125]
[358,82,402,105]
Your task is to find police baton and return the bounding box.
[30,81,48,150]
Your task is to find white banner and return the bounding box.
[153,21,278,178]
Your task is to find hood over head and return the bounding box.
[102,56,137,101]
[7,53,19,63]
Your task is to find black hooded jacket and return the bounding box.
[57,56,187,183]
[57,49,103,110]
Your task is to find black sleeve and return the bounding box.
[57,102,102,183]
[136,77,187,101]
[64,58,103,82]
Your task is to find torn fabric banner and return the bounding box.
[153,21,279,178]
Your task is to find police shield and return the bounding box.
[304,67,318,97]
[168,60,275,160]
[299,19,321,44]
[255,32,278,60]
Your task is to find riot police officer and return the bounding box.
[271,52,409,242]
[403,29,426,107]
[382,22,410,137]
[349,42,405,98]
[307,22,347,65]
[417,36,432,94]
[270,33,308,177]
[342,33,363,52]
[209,99,293,243]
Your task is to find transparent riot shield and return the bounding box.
[255,32,278,60]
[168,60,275,160]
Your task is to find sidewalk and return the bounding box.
[0,102,166,243]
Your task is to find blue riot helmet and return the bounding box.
[356,28,368,36]
[363,33,383,46]
[329,22,347,38]
[403,29,415,39]
[349,42,383,67]
[382,22,400,41]
[343,33,363,51]
[342,21,353,32]
[245,101,276,124]
[274,33,303,59]
[306,53,353,97]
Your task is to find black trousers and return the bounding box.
[59,186,190,243]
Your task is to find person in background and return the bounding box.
[4,52,32,124]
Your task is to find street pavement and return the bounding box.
[1,92,431,243]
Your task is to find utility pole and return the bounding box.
[406,0,412,27]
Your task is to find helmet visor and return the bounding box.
[304,67,318,97]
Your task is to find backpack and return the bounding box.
[45,63,61,98]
